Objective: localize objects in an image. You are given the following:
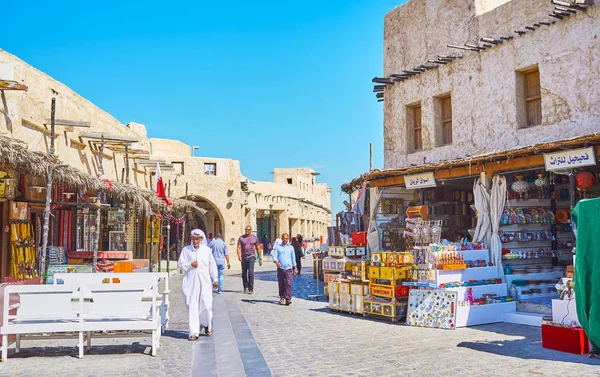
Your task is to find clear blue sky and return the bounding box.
[1,0,402,217]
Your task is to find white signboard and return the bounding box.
[404,172,437,189]
[544,147,596,171]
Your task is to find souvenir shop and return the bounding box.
[329,134,600,342]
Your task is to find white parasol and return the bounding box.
[490,175,507,281]
[472,178,491,243]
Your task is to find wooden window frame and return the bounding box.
[440,95,452,146]
[204,163,217,176]
[412,105,423,151]
[523,68,542,128]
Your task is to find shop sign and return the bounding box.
[544,147,596,171]
[264,210,270,215]
[404,172,437,189]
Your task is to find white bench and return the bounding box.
[52,272,170,333]
[1,283,161,361]
[1,284,84,361]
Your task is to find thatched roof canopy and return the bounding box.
[0,135,203,215]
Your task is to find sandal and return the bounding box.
[188,335,198,341]
[205,330,212,336]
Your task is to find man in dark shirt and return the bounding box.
[237,226,262,294]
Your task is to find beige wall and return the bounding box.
[382,0,600,169]
[0,49,332,268]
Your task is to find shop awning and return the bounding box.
[0,135,202,215]
[342,132,600,193]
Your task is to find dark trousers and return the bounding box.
[295,251,303,273]
[277,268,293,300]
[241,257,255,291]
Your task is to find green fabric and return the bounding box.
[572,198,600,353]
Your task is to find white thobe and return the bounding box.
[178,244,218,336]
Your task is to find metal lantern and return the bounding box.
[534,174,549,189]
[511,175,530,198]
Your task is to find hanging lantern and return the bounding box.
[511,175,530,198]
[534,174,549,189]
[575,171,595,191]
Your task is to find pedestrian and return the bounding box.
[237,225,262,294]
[291,234,304,275]
[272,235,282,253]
[208,232,230,293]
[272,233,297,305]
[261,234,270,256]
[177,229,218,340]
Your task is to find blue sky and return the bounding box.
[1,0,402,217]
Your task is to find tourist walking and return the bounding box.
[291,234,304,274]
[261,234,271,256]
[178,229,218,340]
[237,226,262,294]
[208,232,230,293]
[272,233,297,305]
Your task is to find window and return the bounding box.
[440,96,452,145]
[287,178,293,185]
[409,105,422,151]
[524,69,542,127]
[204,163,216,175]
[173,162,184,175]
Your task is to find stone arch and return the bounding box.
[182,194,226,241]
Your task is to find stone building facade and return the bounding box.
[0,49,331,257]
[382,0,600,168]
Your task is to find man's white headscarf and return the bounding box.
[191,229,208,246]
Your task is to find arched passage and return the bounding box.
[182,194,226,241]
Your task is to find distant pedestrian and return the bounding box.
[261,234,271,256]
[272,233,297,305]
[291,234,304,275]
[178,229,218,340]
[237,226,262,294]
[208,232,230,293]
[272,235,282,254]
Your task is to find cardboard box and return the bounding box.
[339,282,350,294]
[567,265,574,278]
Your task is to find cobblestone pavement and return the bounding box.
[0,272,269,377]
[233,254,600,377]
[2,256,600,377]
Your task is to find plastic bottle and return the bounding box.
[510,285,518,300]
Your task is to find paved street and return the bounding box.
[1,255,600,376]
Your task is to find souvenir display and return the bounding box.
[407,290,458,329]
[500,208,555,225]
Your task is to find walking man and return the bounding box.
[208,232,230,293]
[291,234,304,275]
[237,225,262,294]
[273,233,297,305]
[178,229,218,340]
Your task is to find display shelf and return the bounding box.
[456,249,489,262]
[445,284,508,301]
[456,301,517,327]
[436,266,498,285]
[504,311,545,327]
[505,271,564,283]
[500,223,553,231]
[506,199,552,207]
[501,241,553,248]
[517,292,558,301]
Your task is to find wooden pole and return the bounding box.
[150,214,155,272]
[124,145,130,250]
[93,134,105,272]
[40,97,56,278]
[370,143,373,172]
[158,219,163,272]
[166,220,171,273]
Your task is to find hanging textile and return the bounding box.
[572,198,600,353]
[352,183,367,216]
[490,175,507,281]
[472,178,491,243]
[367,187,384,253]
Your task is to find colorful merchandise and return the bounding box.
[407,290,457,329]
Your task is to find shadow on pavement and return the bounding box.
[6,343,153,360]
[457,338,600,366]
[241,299,279,305]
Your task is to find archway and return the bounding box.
[182,194,226,242]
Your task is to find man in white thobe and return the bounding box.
[178,229,218,340]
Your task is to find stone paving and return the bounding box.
[1,255,600,377]
[235,254,600,377]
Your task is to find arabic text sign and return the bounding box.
[544,147,596,171]
[404,172,437,189]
